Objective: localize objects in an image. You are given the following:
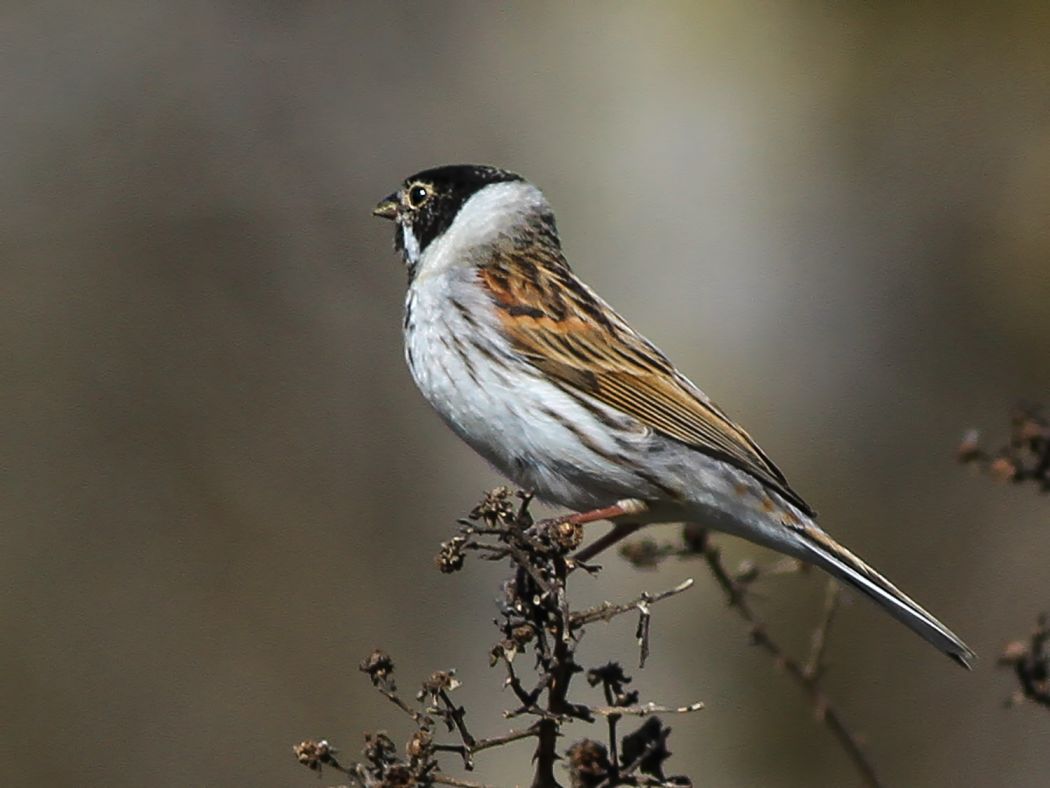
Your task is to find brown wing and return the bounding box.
[478,256,814,516]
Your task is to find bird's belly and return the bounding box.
[405,315,649,511]
[405,315,811,541]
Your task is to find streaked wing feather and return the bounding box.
[478,260,814,515]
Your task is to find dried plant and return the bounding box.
[293,488,889,785]
[291,399,1050,784]
[617,524,881,788]
[999,614,1050,710]
[958,402,1050,492]
[296,489,701,787]
[959,402,1049,713]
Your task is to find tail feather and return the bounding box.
[795,527,976,669]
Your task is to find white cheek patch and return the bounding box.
[414,181,549,281]
[401,224,421,266]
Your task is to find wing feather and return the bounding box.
[478,257,814,516]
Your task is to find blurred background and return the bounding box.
[3,2,1049,785]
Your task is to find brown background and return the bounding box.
[4,2,1049,786]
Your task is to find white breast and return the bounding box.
[403,267,530,467]
[403,267,654,511]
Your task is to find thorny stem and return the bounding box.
[471,726,540,754]
[499,655,550,718]
[607,715,620,783]
[296,491,698,785]
[532,553,573,788]
[597,669,621,782]
[439,688,476,749]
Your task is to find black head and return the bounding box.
[373,164,524,265]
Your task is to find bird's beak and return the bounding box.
[373,194,399,221]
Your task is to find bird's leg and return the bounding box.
[531,499,649,561]
[561,498,648,527]
[573,521,644,563]
[556,498,648,562]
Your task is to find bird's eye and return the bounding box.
[407,184,430,208]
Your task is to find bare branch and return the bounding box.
[588,701,705,718]
[432,774,495,788]
[294,489,881,787]
[804,581,842,683]
[685,529,882,788]
[570,579,695,627]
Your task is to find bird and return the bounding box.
[372,163,975,668]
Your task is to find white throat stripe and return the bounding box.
[414,181,548,281]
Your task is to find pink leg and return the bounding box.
[554,497,648,526]
[562,502,640,526]
[538,498,649,562]
[573,521,645,563]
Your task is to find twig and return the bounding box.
[432,774,494,788]
[588,701,705,717]
[298,490,702,786]
[571,579,695,627]
[376,685,426,723]
[692,530,883,788]
[470,726,539,754]
[804,581,842,682]
[531,552,573,788]
[439,687,476,748]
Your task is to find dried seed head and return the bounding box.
[1018,417,1046,444]
[292,739,335,771]
[435,536,466,573]
[360,649,395,685]
[362,731,398,767]
[381,764,415,786]
[620,538,662,568]
[621,717,672,780]
[586,662,630,688]
[420,670,460,695]
[566,739,611,787]
[470,486,516,523]
[406,729,432,761]
[551,519,583,552]
[1000,641,1029,665]
[989,456,1018,482]
[511,624,534,646]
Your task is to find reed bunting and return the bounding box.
[373,164,974,668]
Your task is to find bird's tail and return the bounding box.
[793,526,975,669]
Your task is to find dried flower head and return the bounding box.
[292,739,337,772]
[360,649,396,687]
[566,739,611,787]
